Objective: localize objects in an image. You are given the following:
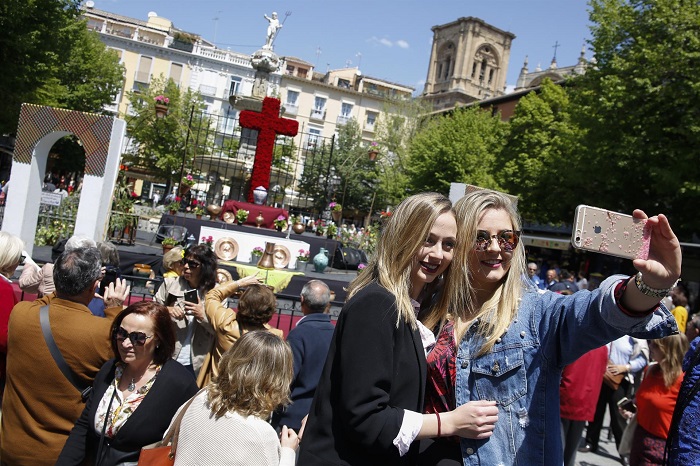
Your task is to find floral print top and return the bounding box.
[93,363,161,438]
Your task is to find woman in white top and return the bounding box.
[174,330,299,465]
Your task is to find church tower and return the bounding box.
[422,17,515,112]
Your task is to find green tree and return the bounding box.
[122,77,207,190]
[405,106,508,194]
[499,79,584,224]
[373,98,432,207]
[333,119,379,214]
[0,0,123,134]
[574,0,700,237]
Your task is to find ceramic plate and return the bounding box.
[214,237,239,261]
[222,211,235,224]
[216,268,233,284]
[272,244,291,269]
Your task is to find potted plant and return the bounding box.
[194,206,205,219]
[326,221,338,239]
[290,215,305,234]
[250,246,264,264]
[273,215,288,231]
[154,95,169,118]
[368,141,380,161]
[235,209,249,225]
[201,235,214,247]
[166,198,181,214]
[180,173,196,194]
[329,201,342,223]
[296,249,310,271]
[161,236,178,253]
[357,263,367,275]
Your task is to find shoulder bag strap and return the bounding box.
[161,388,207,457]
[39,305,89,393]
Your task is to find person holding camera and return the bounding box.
[154,244,217,381]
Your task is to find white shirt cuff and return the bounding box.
[393,409,423,456]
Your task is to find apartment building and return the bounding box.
[280,58,414,149]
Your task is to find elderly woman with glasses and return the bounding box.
[155,244,218,380]
[57,301,198,465]
[418,189,681,466]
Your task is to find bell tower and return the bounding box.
[422,17,515,112]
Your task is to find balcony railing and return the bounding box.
[310,109,326,121]
[336,115,351,125]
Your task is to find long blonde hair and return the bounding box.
[450,190,528,355]
[652,334,689,388]
[347,192,454,330]
[208,331,293,419]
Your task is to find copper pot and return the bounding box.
[257,242,276,270]
[207,204,222,220]
[292,222,305,234]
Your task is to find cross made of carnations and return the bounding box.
[238,97,299,203]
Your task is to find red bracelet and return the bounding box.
[436,412,441,438]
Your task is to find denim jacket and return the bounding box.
[455,275,678,466]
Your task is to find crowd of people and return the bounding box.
[0,188,697,466]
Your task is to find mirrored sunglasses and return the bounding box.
[114,327,153,346]
[474,230,521,252]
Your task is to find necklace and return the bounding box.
[127,378,136,391]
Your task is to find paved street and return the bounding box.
[576,410,625,466]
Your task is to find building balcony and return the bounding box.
[336,115,351,125]
[309,108,326,121]
[310,109,326,121]
[284,103,298,116]
[363,122,376,132]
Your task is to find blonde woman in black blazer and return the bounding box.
[298,193,499,466]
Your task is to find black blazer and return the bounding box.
[56,358,198,465]
[297,282,427,466]
[271,312,335,431]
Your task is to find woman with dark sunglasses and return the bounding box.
[154,244,218,381]
[57,301,198,465]
[418,189,681,466]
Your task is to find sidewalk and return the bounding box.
[576,409,625,466]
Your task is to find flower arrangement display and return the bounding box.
[368,141,379,151]
[193,206,205,216]
[236,209,249,223]
[161,236,178,247]
[251,246,264,257]
[238,97,299,203]
[201,235,214,247]
[181,173,196,187]
[358,263,367,270]
[274,214,288,230]
[154,95,170,105]
[328,201,342,212]
[297,249,310,262]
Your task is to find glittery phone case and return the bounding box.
[571,205,651,260]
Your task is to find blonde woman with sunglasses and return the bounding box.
[57,301,198,465]
[419,189,681,466]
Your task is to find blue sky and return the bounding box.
[96,0,592,93]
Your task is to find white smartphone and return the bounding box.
[571,205,651,260]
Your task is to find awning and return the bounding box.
[521,234,571,251]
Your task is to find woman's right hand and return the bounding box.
[168,302,186,320]
[447,400,499,439]
[280,425,300,451]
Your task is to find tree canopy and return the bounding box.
[122,77,206,189]
[0,0,123,134]
[406,106,508,194]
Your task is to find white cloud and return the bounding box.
[379,38,393,47]
[396,40,409,49]
[367,36,395,48]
